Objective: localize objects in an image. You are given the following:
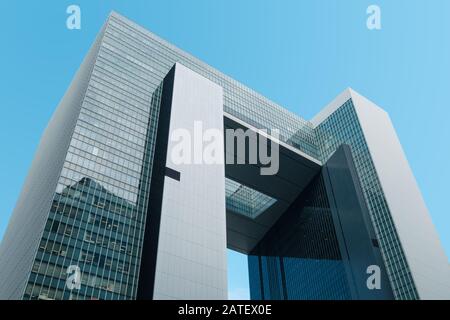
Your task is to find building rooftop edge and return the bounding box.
[109,11,388,134]
[311,87,388,128]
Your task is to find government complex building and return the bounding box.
[0,12,449,300]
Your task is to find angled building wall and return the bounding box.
[312,88,450,299]
[351,90,450,299]
[0,22,106,300]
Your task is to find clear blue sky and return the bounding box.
[1,0,449,300]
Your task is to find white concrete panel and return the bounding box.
[350,89,450,299]
[153,63,227,300]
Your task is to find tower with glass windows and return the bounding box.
[0,12,449,300]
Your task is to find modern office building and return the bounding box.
[0,11,449,300]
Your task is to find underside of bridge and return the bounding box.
[224,113,322,254]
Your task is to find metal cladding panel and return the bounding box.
[152,63,227,299]
[351,90,450,299]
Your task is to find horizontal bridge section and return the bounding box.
[224,113,322,254]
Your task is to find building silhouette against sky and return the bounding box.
[0,12,449,300]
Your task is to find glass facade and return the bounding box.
[103,13,318,159]
[24,53,164,299]
[248,174,351,300]
[314,99,418,299]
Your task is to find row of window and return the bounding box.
[39,239,133,276]
[73,126,146,170]
[31,261,129,297]
[50,200,142,240]
[44,217,139,258]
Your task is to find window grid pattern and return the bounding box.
[24,14,165,299]
[249,174,351,300]
[225,178,276,219]
[314,99,418,300]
